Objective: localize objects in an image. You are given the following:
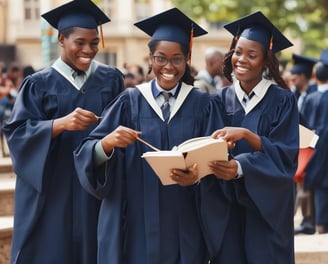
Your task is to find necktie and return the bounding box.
[242,91,255,107]
[160,91,172,122]
[72,70,86,88]
[211,78,216,87]
[297,92,306,111]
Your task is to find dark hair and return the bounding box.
[60,27,75,38]
[60,27,98,38]
[314,62,328,82]
[147,39,194,85]
[223,36,289,89]
[23,65,35,78]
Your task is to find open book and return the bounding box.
[299,124,319,148]
[141,136,228,185]
[294,125,319,183]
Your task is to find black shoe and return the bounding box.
[294,225,315,235]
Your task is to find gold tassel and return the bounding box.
[269,36,273,51]
[99,25,105,49]
[188,25,194,64]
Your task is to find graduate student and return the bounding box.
[302,51,328,234]
[290,53,318,235]
[2,1,124,263]
[204,11,299,263]
[74,8,223,264]
[290,53,318,115]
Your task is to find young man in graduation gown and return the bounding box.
[74,8,224,264]
[2,1,124,263]
[289,53,318,235]
[290,53,318,121]
[302,52,328,234]
[203,12,299,263]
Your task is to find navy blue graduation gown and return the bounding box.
[304,91,328,225]
[300,90,322,130]
[204,84,299,264]
[2,65,123,264]
[293,83,317,125]
[73,82,224,264]
[304,90,328,188]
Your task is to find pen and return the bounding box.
[136,136,160,152]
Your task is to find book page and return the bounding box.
[174,136,223,152]
[142,151,186,185]
[142,137,228,185]
[299,124,319,148]
[183,140,228,179]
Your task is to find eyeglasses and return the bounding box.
[152,55,186,67]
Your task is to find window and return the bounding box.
[24,0,39,21]
[98,0,113,18]
[135,0,151,20]
[96,52,117,67]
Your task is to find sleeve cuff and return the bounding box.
[94,140,114,166]
[234,160,243,179]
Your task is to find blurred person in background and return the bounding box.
[289,53,318,235]
[194,47,226,93]
[302,50,328,234]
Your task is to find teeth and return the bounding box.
[80,57,91,63]
[236,66,248,73]
[162,73,174,78]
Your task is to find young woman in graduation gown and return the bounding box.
[202,11,299,263]
[2,1,124,263]
[74,8,224,264]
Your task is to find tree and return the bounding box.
[172,0,328,57]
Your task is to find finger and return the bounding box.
[227,141,236,149]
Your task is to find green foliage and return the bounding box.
[171,0,328,57]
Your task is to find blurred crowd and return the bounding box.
[0,62,35,123]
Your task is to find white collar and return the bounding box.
[235,78,274,114]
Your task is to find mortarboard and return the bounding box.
[223,11,293,53]
[290,54,318,76]
[41,0,110,32]
[319,49,328,65]
[41,0,110,47]
[134,7,207,56]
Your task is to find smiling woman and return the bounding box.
[203,11,300,264]
[73,7,225,264]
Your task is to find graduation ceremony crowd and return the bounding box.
[1,0,327,263]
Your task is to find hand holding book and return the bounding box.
[141,136,228,185]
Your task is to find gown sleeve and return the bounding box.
[2,76,53,193]
[74,91,130,199]
[236,89,299,230]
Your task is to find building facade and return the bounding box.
[0,0,231,74]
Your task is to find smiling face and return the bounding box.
[59,27,99,72]
[150,41,187,91]
[232,37,267,92]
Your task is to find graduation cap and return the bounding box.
[290,54,318,76]
[223,11,293,53]
[134,8,207,59]
[319,49,328,65]
[314,49,328,80]
[41,0,110,47]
